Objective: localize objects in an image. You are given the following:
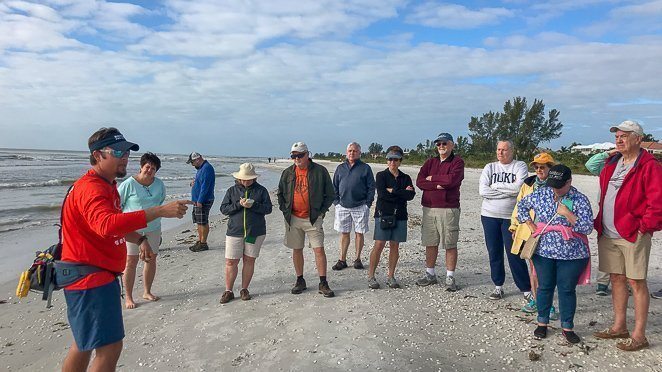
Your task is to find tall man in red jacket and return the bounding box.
[415,132,465,291]
[61,127,190,371]
[592,120,662,352]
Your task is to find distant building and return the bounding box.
[642,141,662,155]
[571,142,615,155]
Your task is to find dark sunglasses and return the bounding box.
[101,149,130,158]
[387,158,401,162]
[290,153,306,159]
[435,141,448,147]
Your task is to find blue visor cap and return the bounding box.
[89,133,139,153]
[435,133,454,143]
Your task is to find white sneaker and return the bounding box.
[489,287,504,300]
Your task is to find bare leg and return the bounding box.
[313,247,327,276]
[445,247,457,272]
[528,259,538,299]
[610,273,629,333]
[198,224,209,244]
[122,255,139,309]
[339,233,350,261]
[629,278,650,341]
[425,245,439,269]
[89,340,123,372]
[241,255,256,289]
[387,241,400,278]
[62,342,92,372]
[225,259,239,291]
[368,240,386,278]
[293,249,304,276]
[355,232,364,261]
[142,254,159,301]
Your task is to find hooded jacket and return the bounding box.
[220,181,272,238]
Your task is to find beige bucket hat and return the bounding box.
[232,162,259,180]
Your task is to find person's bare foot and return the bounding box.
[143,293,160,301]
[125,298,137,309]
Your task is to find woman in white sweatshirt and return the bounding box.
[479,140,531,301]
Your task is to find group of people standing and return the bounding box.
[55,120,660,371]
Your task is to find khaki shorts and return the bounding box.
[225,235,266,259]
[598,233,652,280]
[126,230,161,256]
[421,207,460,249]
[284,215,325,249]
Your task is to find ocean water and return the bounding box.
[0,148,282,283]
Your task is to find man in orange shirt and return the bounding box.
[61,127,190,372]
[277,142,336,297]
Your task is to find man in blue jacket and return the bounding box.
[187,152,215,252]
[331,142,375,270]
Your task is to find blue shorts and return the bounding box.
[64,280,124,351]
[373,218,408,243]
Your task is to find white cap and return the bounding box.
[186,152,202,164]
[291,141,309,153]
[610,120,644,136]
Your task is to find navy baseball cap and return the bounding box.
[547,164,572,189]
[88,131,139,153]
[435,133,454,143]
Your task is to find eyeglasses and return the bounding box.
[387,158,401,162]
[534,165,548,170]
[290,153,306,159]
[435,141,448,147]
[101,149,130,158]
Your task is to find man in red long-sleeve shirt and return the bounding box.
[415,132,465,292]
[61,127,190,372]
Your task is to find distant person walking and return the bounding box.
[118,152,166,309]
[479,140,531,300]
[331,142,375,271]
[277,142,336,297]
[592,120,662,351]
[367,146,415,289]
[60,127,189,372]
[219,163,272,303]
[187,152,215,252]
[415,132,465,292]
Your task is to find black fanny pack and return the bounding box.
[53,261,106,288]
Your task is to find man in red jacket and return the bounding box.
[592,120,662,352]
[415,132,465,291]
[61,127,190,372]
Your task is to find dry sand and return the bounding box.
[1,160,661,371]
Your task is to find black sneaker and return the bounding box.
[353,259,364,270]
[534,325,548,339]
[291,278,307,294]
[191,242,209,252]
[189,241,200,252]
[318,281,335,297]
[332,260,348,271]
[563,330,581,344]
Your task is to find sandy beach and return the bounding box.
[0,160,660,371]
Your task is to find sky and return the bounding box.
[1,0,661,157]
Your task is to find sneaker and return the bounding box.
[220,290,234,304]
[188,241,200,252]
[445,275,458,292]
[596,284,609,296]
[386,277,401,289]
[534,325,548,339]
[522,299,537,313]
[549,306,559,321]
[291,278,307,294]
[191,242,209,252]
[651,288,662,299]
[562,330,581,344]
[353,259,364,270]
[318,281,335,297]
[368,277,380,289]
[524,292,535,303]
[616,337,650,351]
[415,273,438,286]
[240,288,251,301]
[489,287,504,300]
[332,260,348,271]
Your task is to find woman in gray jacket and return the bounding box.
[219,163,272,303]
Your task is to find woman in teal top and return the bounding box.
[118,153,166,309]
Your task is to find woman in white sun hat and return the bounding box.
[219,163,273,304]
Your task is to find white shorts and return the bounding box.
[334,204,370,234]
[225,235,266,259]
[126,230,161,256]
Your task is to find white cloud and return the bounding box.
[406,2,515,29]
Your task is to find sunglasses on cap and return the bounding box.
[290,153,306,159]
[101,149,130,158]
